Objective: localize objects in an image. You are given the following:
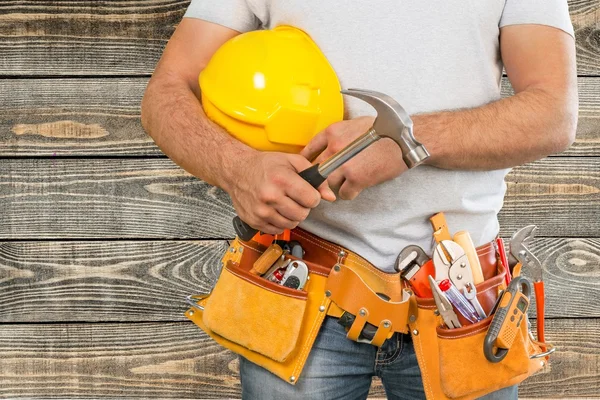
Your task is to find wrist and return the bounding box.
[411,113,438,166]
[219,146,258,193]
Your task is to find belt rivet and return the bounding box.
[319,305,326,312]
[325,290,331,297]
[434,310,440,316]
[412,329,419,336]
[229,247,236,253]
[239,247,244,253]
[338,250,346,258]
[383,321,391,328]
[334,265,341,272]
[359,308,366,317]
[540,361,545,367]
[188,311,194,316]
[409,315,416,323]
[461,262,466,268]
[289,376,296,383]
[457,274,463,280]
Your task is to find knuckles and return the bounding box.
[254,205,271,220]
[257,187,279,204]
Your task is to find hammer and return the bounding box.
[234,88,430,241]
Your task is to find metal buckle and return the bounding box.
[529,345,556,359]
[185,294,208,311]
[528,331,556,359]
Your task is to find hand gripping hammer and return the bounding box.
[234,88,430,241]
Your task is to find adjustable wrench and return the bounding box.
[233,89,430,241]
[509,225,546,343]
[395,245,434,297]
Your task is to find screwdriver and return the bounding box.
[439,279,481,324]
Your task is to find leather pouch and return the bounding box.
[203,260,307,362]
[409,261,549,400]
[186,238,331,384]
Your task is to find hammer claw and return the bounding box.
[340,88,429,169]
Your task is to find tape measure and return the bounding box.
[484,276,532,363]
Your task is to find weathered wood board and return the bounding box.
[0,157,598,239]
[0,0,598,76]
[0,238,598,323]
[0,319,597,398]
[0,240,226,323]
[0,0,598,398]
[0,78,157,156]
[0,77,599,157]
[0,158,235,239]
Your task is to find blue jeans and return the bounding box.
[240,316,517,400]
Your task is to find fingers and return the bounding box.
[338,179,361,201]
[325,169,345,192]
[273,196,310,224]
[317,181,336,202]
[285,155,323,208]
[300,130,328,162]
[286,153,313,173]
[249,204,300,233]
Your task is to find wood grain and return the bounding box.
[0,1,598,76]
[0,0,186,76]
[0,319,596,398]
[1,76,598,157]
[0,158,236,239]
[1,157,598,239]
[0,238,598,322]
[0,78,160,156]
[570,0,600,76]
[499,157,600,237]
[0,240,227,323]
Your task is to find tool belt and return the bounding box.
[186,218,553,399]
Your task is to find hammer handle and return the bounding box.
[233,128,379,241]
[298,163,326,188]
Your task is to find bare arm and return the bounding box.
[142,19,331,234]
[417,24,578,169]
[302,24,578,199]
[141,19,248,187]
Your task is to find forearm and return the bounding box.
[415,86,578,170]
[141,73,254,190]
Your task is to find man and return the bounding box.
[141,1,578,399]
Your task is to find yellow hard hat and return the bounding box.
[200,25,343,153]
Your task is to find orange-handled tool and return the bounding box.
[508,226,545,344]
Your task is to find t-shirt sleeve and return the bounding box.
[499,0,574,37]
[183,0,260,33]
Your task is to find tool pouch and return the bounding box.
[409,259,552,400]
[186,237,331,384]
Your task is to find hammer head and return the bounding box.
[341,88,430,168]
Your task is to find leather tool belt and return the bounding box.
[186,224,552,399]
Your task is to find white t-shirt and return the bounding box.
[184,0,574,272]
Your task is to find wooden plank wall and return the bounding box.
[0,1,598,398]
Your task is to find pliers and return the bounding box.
[432,240,474,291]
[509,225,546,344]
[429,275,462,328]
